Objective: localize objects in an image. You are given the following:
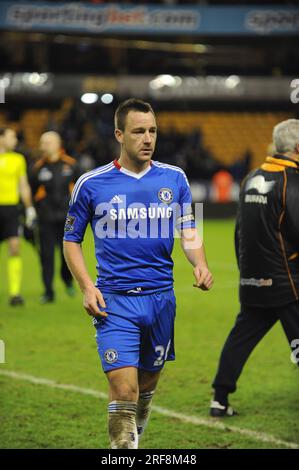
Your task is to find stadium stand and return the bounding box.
[0,103,294,180]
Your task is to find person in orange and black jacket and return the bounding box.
[30,131,79,304]
[210,119,299,417]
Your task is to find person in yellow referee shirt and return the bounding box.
[0,128,36,306]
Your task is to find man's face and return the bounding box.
[39,133,61,157]
[3,129,17,151]
[115,111,157,164]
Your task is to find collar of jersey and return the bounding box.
[113,159,153,180]
[265,154,298,169]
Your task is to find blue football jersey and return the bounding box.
[64,160,195,294]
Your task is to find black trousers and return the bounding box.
[212,301,299,396]
[38,220,73,296]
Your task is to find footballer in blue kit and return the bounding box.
[63,99,213,449]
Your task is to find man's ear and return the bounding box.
[115,129,123,144]
[296,143,299,154]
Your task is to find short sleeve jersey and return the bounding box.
[64,160,195,294]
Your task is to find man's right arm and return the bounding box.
[63,178,107,319]
[234,175,248,269]
[63,241,107,318]
[286,173,299,248]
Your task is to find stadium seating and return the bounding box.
[156,111,294,168]
[0,104,295,170]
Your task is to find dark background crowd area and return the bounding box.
[6,99,251,184]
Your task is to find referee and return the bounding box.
[30,131,77,304]
[211,119,299,417]
[0,127,36,306]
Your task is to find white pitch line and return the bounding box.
[0,369,298,449]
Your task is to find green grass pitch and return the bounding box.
[0,219,298,449]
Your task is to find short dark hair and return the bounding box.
[114,98,155,131]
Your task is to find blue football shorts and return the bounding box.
[94,289,176,373]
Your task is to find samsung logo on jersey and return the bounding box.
[93,201,195,239]
[110,207,172,221]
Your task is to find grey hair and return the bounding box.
[273,119,299,154]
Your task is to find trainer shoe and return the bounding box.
[210,400,238,417]
[65,285,76,297]
[40,293,55,304]
[9,295,25,306]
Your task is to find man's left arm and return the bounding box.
[176,171,213,291]
[180,227,213,291]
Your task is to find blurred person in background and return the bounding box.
[0,127,36,306]
[30,131,77,304]
[211,119,299,417]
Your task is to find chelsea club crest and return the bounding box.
[104,349,118,364]
[158,188,173,204]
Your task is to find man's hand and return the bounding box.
[83,286,108,318]
[193,265,213,291]
[25,206,37,229]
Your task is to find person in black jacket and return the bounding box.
[210,119,299,417]
[31,131,78,304]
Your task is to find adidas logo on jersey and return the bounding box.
[126,287,143,294]
[110,194,124,204]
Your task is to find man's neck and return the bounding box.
[279,151,299,162]
[117,154,151,174]
[46,152,60,163]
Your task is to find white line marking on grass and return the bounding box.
[1,369,298,449]
[0,369,107,399]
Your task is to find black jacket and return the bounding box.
[236,154,299,308]
[30,153,78,223]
